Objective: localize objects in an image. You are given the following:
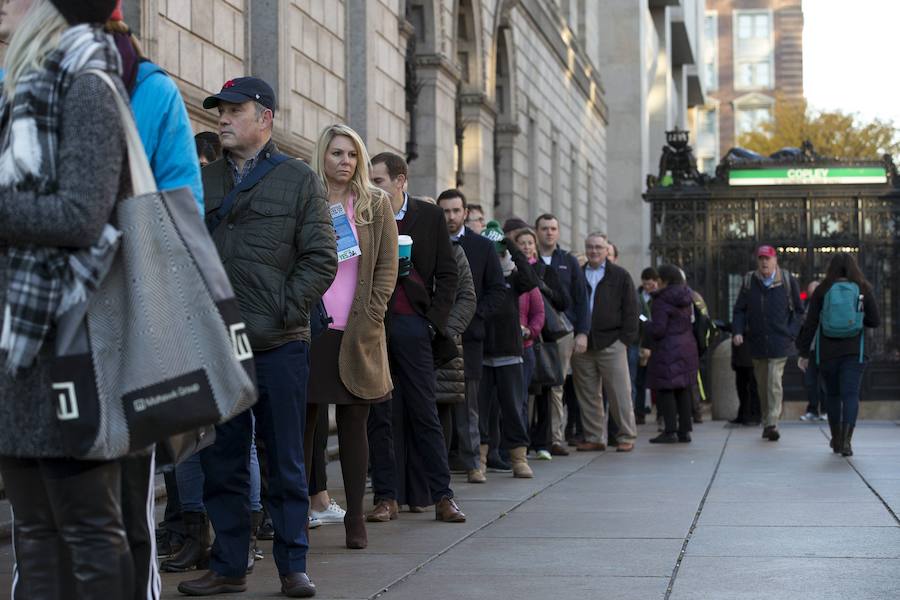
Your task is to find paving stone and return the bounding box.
[686,525,900,559]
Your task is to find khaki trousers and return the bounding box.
[548,332,575,445]
[571,340,637,445]
[752,357,788,428]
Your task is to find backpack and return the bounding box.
[691,293,715,357]
[816,281,864,364]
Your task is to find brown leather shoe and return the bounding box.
[550,443,570,456]
[280,572,316,597]
[344,515,367,550]
[435,496,466,523]
[616,442,635,452]
[365,499,399,523]
[576,441,606,452]
[177,570,247,596]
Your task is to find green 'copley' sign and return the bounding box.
[729,167,887,186]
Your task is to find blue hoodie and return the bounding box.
[130,61,203,213]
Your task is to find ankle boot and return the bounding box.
[344,514,367,549]
[829,420,842,454]
[841,423,854,457]
[161,512,210,572]
[509,446,533,479]
[247,510,264,573]
[479,444,489,476]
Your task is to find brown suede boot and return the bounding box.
[509,446,534,478]
[479,443,489,476]
[344,514,367,549]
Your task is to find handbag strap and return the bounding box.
[207,152,290,233]
[84,69,158,197]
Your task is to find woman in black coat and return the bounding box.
[646,265,699,443]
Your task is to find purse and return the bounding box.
[540,293,574,342]
[50,70,257,461]
[530,337,564,390]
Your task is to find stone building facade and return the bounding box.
[120,0,609,248]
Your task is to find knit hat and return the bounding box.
[482,220,506,253]
[502,217,530,234]
[109,0,123,21]
[50,0,118,24]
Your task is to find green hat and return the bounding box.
[482,220,505,253]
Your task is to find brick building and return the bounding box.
[693,0,804,174]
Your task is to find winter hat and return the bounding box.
[109,0,124,21]
[50,0,118,24]
[482,220,506,253]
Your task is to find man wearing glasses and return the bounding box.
[465,204,486,234]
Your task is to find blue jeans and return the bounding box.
[176,417,262,513]
[627,344,645,415]
[820,356,867,426]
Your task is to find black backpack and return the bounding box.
[692,296,714,357]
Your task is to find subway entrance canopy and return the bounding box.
[644,134,900,402]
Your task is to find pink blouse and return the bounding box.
[519,286,545,349]
[322,196,360,330]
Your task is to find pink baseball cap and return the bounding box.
[757,245,777,258]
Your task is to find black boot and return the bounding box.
[247,510,264,573]
[160,512,210,572]
[829,420,842,454]
[841,424,854,457]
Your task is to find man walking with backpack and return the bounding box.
[732,245,803,441]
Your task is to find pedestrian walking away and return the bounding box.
[732,245,803,442]
[796,253,880,456]
[179,76,337,598]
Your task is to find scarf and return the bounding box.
[0,25,123,373]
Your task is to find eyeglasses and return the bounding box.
[466,217,485,224]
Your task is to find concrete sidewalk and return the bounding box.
[2,420,899,599]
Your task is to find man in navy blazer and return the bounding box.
[437,189,506,483]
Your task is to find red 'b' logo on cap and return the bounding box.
[223,79,236,89]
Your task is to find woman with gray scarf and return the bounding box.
[0,0,132,597]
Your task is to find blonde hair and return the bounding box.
[313,124,385,226]
[3,0,68,101]
[104,19,146,58]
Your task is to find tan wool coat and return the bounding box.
[338,193,399,399]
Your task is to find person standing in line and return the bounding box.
[535,214,589,456]
[437,189,506,484]
[196,131,222,167]
[571,233,639,452]
[732,245,803,442]
[645,266,699,444]
[796,253,880,456]
[179,77,337,598]
[635,268,660,425]
[0,1,132,597]
[305,124,398,549]
[799,280,828,422]
[366,152,466,523]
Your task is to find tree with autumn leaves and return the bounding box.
[738,96,900,160]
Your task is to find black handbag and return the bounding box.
[156,425,216,470]
[530,338,564,389]
[541,294,574,342]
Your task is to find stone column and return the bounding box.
[458,93,496,215]
[493,122,521,222]
[407,54,459,198]
[346,0,378,142]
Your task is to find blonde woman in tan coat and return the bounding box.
[306,124,399,549]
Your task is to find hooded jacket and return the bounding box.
[645,284,699,391]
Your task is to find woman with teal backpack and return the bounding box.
[796,253,880,456]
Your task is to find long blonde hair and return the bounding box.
[3,0,69,101]
[313,124,386,226]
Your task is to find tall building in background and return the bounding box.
[692,0,803,174]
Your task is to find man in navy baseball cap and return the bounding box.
[203,76,277,112]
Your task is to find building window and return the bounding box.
[733,10,774,91]
[736,60,771,88]
[698,156,716,176]
[703,12,718,91]
[737,12,770,40]
[735,106,772,137]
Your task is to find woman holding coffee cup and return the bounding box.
[308,124,398,549]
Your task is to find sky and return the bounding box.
[803,0,900,125]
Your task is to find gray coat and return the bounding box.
[436,244,476,404]
[0,74,128,458]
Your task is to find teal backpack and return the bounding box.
[816,281,865,364]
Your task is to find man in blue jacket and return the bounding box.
[732,245,803,441]
[535,214,589,455]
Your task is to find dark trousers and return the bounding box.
[734,366,762,423]
[454,379,482,470]
[658,388,693,434]
[530,388,552,451]
[628,344,648,416]
[368,314,453,504]
[804,359,827,416]
[478,362,530,449]
[521,346,535,432]
[201,341,310,578]
[2,457,133,600]
[305,405,330,496]
[160,469,183,536]
[120,452,159,600]
[438,403,454,452]
[563,375,583,437]
[820,356,867,426]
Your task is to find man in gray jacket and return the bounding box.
[178,77,337,598]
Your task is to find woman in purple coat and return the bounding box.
[646,265,700,443]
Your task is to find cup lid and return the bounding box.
[398,235,414,244]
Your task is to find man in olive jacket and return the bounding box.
[179,78,337,598]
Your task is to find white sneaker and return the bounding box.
[536,449,552,461]
[310,499,346,525]
[800,412,816,421]
[818,414,829,422]
[308,515,322,529]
